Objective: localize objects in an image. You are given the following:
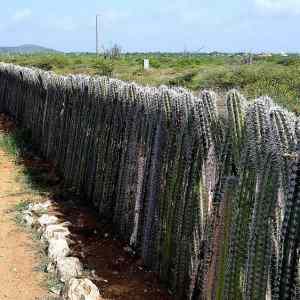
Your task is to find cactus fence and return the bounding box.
[0,63,299,299]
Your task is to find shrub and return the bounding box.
[94,59,114,77]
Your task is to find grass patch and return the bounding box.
[45,273,64,295]
[0,133,19,158]
[0,124,55,194]
[168,71,198,87]
[14,210,25,225]
[32,237,63,297]
[11,199,32,225]
[0,127,32,158]
[35,255,52,273]
[14,199,31,212]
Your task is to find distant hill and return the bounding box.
[0,44,60,54]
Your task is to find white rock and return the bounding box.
[29,201,52,214]
[27,203,34,211]
[43,200,53,208]
[42,224,70,243]
[23,214,35,227]
[123,245,135,255]
[46,261,56,273]
[48,238,70,261]
[49,285,62,296]
[23,209,33,216]
[38,214,59,228]
[63,278,102,300]
[57,257,83,283]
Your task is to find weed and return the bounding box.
[45,273,64,295]
[0,133,19,158]
[168,71,197,87]
[14,199,31,212]
[34,254,51,273]
[94,59,114,76]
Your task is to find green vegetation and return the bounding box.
[0,128,31,158]
[14,199,31,212]
[13,200,31,225]
[1,52,300,111]
[0,124,52,194]
[0,133,19,157]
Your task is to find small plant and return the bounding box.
[31,62,53,71]
[12,199,32,225]
[94,59,114,77]
[168,71,197,86]
[0,133,19,158]
[149,58,161,68]
[14,199,31,212]
[46,273,64,295]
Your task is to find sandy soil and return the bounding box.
[0,149,48,300]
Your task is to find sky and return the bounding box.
[0,0,299,53]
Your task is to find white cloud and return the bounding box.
[255,0,300,15]
[12,8,32,22]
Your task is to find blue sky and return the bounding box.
[0,0,299,53]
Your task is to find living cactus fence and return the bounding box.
[0,62,299,299]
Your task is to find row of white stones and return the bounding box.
[22,200,103,300]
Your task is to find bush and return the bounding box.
[30,62,53,71]
[94,59,114,77]
[168,71,197,86]
[277,57,300,67]
[149,58,161,68]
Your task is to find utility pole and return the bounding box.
[96,14,100,56]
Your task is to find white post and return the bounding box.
[144,59,150,70]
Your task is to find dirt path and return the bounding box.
[0,148,48,300]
